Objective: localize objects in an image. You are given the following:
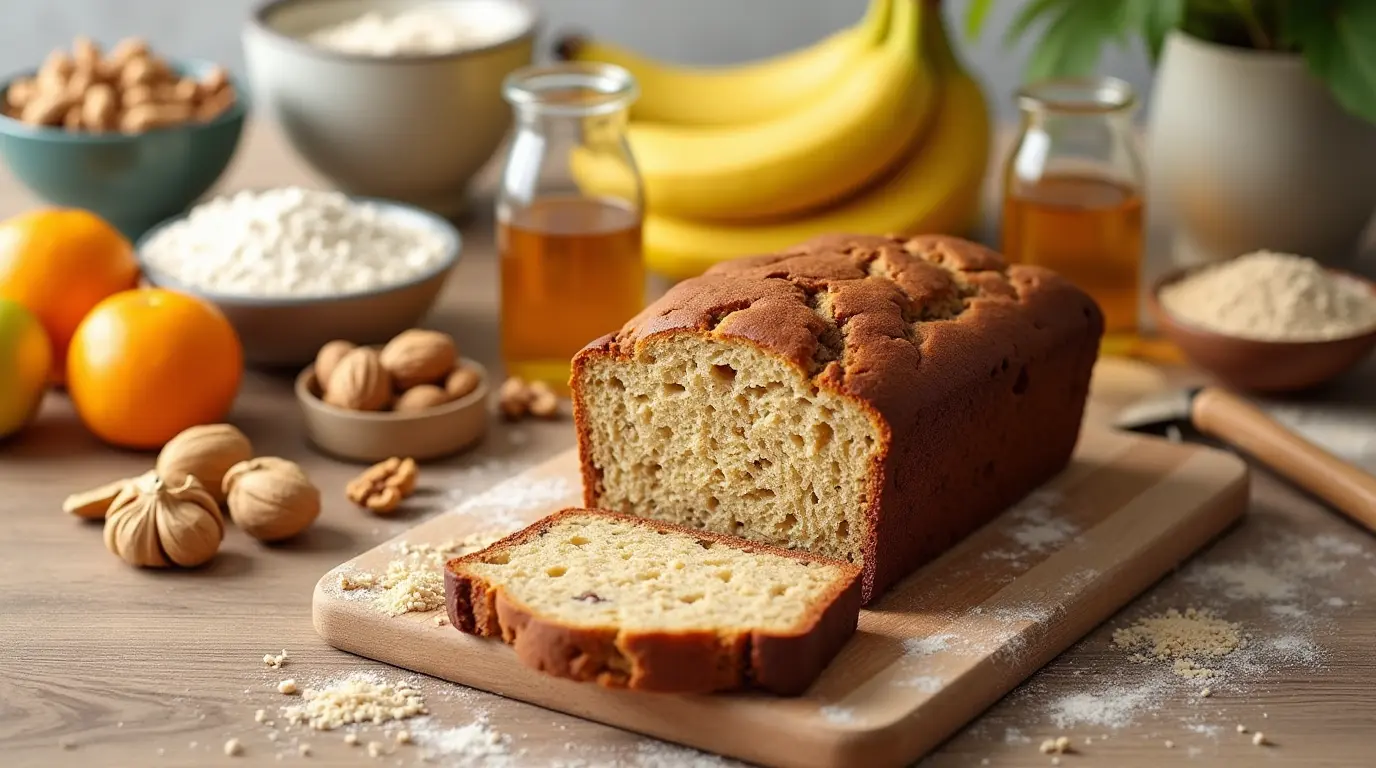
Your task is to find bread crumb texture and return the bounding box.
[1112,607,1245,678]
[463,514,849,632]
[281,674,427,730]
[576,233,1097,574]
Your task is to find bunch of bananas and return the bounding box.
[562,0,991,281]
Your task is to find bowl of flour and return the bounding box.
[1151,250,1376,393]
[243,0,536,217]
[136,187,460,367]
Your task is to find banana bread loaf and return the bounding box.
[571,234,1103,603]
[445,509,862,695]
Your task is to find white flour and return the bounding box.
[141,187,452,298]
[307,1,529,56]
[1158,250,1376,341]
[1047,679,1167,729]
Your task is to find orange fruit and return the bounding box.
[0,208,140,383]
[67,288,243,449]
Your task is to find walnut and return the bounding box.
[222,457,321,542]
[63,472,151,520]
[155,423,253,505]
[379,330,457,390]
[444,366,481,400]
[313,340,356,386]
[345,457,418,515]
[394,384,450,413]
[323,347,392,411]
[497,377,561,421]
[103,473,224,567]
[527,381,560,419]
[497,377,531,420]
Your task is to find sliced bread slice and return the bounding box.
[444,508,862,695]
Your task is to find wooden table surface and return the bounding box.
[2,122,1374,768]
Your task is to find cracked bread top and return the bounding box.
[577,234,1104,429]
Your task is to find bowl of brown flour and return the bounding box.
[1150,250,1376,393]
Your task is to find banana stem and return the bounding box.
[860,0,894,45]
[887,0,921,57]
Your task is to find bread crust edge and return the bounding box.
[444,509,862,695]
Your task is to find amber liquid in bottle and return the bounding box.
[500,196,645,392]
[1002,174,1144,350]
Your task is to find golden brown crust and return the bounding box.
[444,509,862,696]
[571,234,1104,603]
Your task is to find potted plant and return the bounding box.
[966,0,1376,267]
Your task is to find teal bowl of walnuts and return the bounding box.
[0,48,246,239]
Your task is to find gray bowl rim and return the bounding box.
[134,193,462,307]
[0,58,249,143]
[248,0,541,65]
[296,356,490,423]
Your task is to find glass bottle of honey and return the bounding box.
[1002,77,1158,358]
[497,63,645,393]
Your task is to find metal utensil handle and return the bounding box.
[1191,386,1376,534]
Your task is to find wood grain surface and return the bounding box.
[1,122,1375,768]
[313,434,1248,768]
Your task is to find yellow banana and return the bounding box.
[643,8,992,282]
[558,0,891,127]
[572,0,936,222]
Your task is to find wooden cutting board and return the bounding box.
[313,428,1248,768]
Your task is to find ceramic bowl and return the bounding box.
[0,60,247,239]
[1148,267,1376,393]
[243,0,537,217]
[135,195,461,368]
[296,356,489,462]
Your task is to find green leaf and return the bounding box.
[1130,0,1185,62]
[963,0,996,40]
[1287,0,1376,123]
[1023,1,1132,81]
[1005,0,1074,45]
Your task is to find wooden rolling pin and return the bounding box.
[1117,386,1376,534]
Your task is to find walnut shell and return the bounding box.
[379,330,457,390]
[314,339,356,386]
[103,473,224,568]
[324,347,392,411]
[394,384,451,413]
[444,367,481,400]
[223,457,321,542]
[64,472,151,520]
[155,423,253,505]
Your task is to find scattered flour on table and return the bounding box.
[1048,678,1169,729]
[411,715,511,766]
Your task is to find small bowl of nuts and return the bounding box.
[0,37,246,238]
[295,329,489,463]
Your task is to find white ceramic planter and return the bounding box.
[1147,31,1376,267]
